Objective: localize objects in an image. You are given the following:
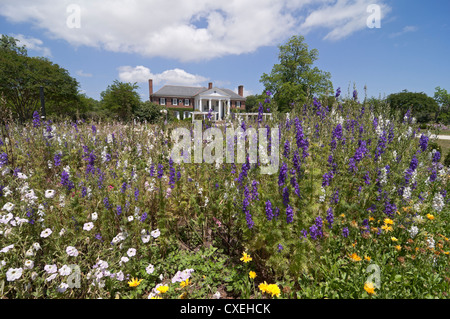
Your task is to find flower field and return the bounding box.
[0,91,449,299]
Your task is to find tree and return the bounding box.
[260,35,333,112]
[386,90,439,123]
[133,101,165,123]
[433,86,450,124]
[100,80,141,120]
[0,35,80,122]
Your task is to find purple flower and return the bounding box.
[32,111,41,128]
[322,171,334,187]
[419,134,429,152]
[0,152,8,168]
[286,204,294,224]
[157,164,164,179]
[278,162,288,187]
[282,187,290,207]
[60,170,74,191]
[265,200,274,221]
[335,87,341,98]
[116,205,122,215]
[342,227,349,238]
[432,151,441,163]
[332,124,343,141]
[326,208,334,229]
[54,153,62,167]
[309,224,319,240]
[278,244,283,252]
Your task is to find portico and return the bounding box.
[195,88,231,120]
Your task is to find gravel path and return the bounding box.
[431,135,450,140]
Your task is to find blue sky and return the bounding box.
[1,0,449,102]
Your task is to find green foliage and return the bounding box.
[0,35,80,122]
[445,149,450,167]
[387,90,439,123]
[434,86,450,124]
[100,80,141,120]
[134,101,166,123]
[260,35,333,113]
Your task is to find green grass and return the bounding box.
[436,139,450,160]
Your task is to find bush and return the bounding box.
[134,101,165,123]
[445,149,450,166]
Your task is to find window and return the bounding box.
[172,98,178,106]
[160,98,165,105]
[236,101,241,108]
[184,99,190,106]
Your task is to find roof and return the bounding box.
[152,85,245,100]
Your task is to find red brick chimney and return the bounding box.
[148,79,153,100]
[238,85,244,97]
[208,82,213,89]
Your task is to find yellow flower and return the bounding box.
[340,214,345,218]
[349,253,362,261]
[369,217,375,222]
[240,252,252,263]
[384,218,394,225]
[249,271,257,279]
[156,285,169,294]
[364,282,376,295]
[179,292,187,299]
[364,256,371,262]
[381,224,393,233]
[395,245,402,251]
[391,237,398,242]
[258,281,280,297]
[426,214,435,220]
[128,277,143,287]
[180,278,190,288]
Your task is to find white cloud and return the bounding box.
[299,0,391,41]
[118,66,208,87]
[0,0,391,61]
[76,70,93,77]
[11,33,52,57]
[389,25,418,38]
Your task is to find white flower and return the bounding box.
[44,264,58,274]
[115,270,125,281]
[127,215,134,222]
[44,190,55,199]
[32,242,41,251]
[46,273,58,282]
[212,291,221,299]
[408,226,419,238]
[91,212,98,221]
[25,248,35,257]
[120,256,129,265]
[59,228,66,236]
[151,229,160,239]
[2,202,15,212]
[432,192,445,213]
[141,234,151,243]
[0,244,14,253]
[83,222,94,231]
[40,228,52,238]
[66,246,79,257]
[126,248,136,257]
[6,268,23,281]
[24,260,34,269]
[59,265,72,276]
[146,264,154,275]
[16,172,28,179]
[57,282,69,293]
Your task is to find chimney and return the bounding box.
[208,82,213,89]
[238,85,244,97]
[148,79,153,100]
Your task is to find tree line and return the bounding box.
[1,34,448,125]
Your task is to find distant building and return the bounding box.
[148,79,246,120]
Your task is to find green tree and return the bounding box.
[386,90,439,123]
[260,35,333,113]
[433,86,450,124]
[0,35,80,122]
[134,101,165,123]
[100,80,141,120]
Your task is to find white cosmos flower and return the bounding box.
[66,246,79,257]
[146,264,154,275]
[44,264,58,274]
[141,234,151,243]
[46,273,58,282]
[2,202,15,212]
[6,268,23,281]
[44,189,55,199]
[24,260,34,269]
[150,229,160,238]
[126,248,136,257]
[0,244,14,253]
[83,222,94,231]
[58,265,72,276]
[40,228,52,238]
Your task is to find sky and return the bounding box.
[1,0,449,102]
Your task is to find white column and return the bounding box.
[219,100,222,120]
[208,99,212,112]
[198,98,202,111]
[227,99,230,116]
